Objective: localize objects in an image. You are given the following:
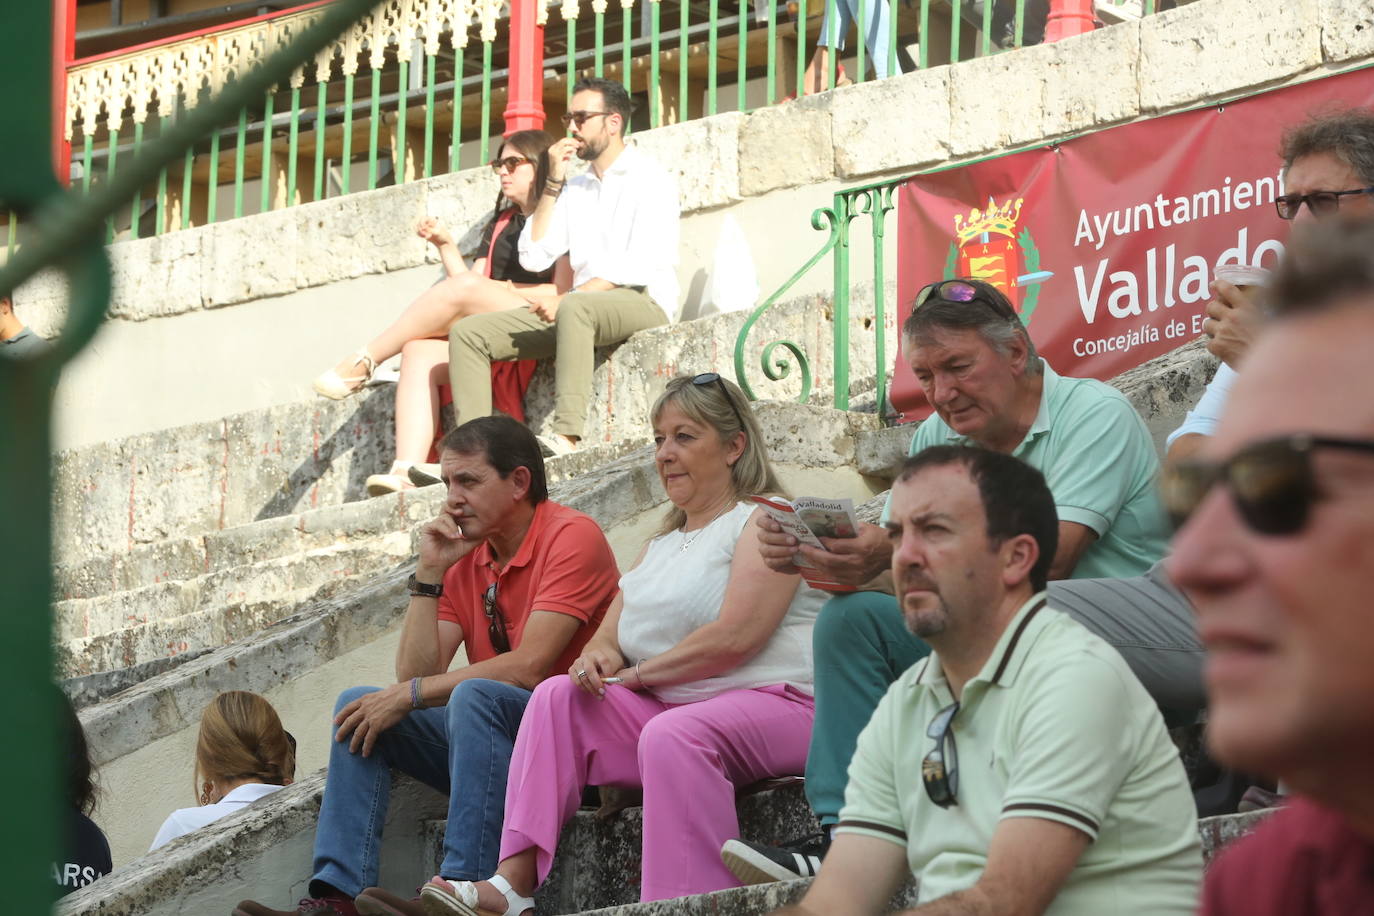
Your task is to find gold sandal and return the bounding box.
[312,350,377,400]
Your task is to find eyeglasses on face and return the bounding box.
[482,582,512,654]
[691,372,748,434]
[922,701,960,808]
[1163,434,1374,536]
[1274,186,1374,220]
[560,110,611,128]
[488,155,532,174]
[912,279,1017,322]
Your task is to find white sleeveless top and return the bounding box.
[617,501,825,704]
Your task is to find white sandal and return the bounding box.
[313,349,377,400]
[366,462,418,497]
[419,875,533,916]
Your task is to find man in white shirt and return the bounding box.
[448,78,681,456]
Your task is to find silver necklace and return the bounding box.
[678,502,734,551]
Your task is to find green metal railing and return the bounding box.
[734,177,898,415]
[732,0,1161,416]
[11,0,1161,250]
[0,0,387,909]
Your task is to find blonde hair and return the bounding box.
[194,691,295,802]
[650,375,787,536]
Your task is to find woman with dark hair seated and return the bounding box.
[311,129,573,495]
[54,688,110,897]
[420,373,824,914]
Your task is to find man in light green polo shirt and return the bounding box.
[767,447,1201,915]
[899,352,1167,579]
[723,279,1193,885]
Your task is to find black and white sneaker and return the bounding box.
[720,834,829,885]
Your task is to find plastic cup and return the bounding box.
[1214,264,1272,290]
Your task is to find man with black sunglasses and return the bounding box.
[765,447,1200,916]
[236,416,620,916]
[448,76,680,459]
[1169,218,1374,914]
[1179,107,1374,430]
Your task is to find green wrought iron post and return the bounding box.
[0,2,387,909]
[868,187,894,420]
[831,190,853,409]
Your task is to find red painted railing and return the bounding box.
[505,0,546,134]
[1045,0,1098,42]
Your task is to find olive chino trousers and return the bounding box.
[447,287,666,439]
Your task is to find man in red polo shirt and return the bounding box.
[237,415,620,916]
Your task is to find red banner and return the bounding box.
[892,66,1374,420]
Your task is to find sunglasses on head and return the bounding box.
[1163,434,1374,536]
[482,582,512,654]
[1274,186,1374,220]
[921,701,960,808]
[691,372,748,432]
[912,279,1017,321]
[560,110,611,128]
[488,155,531,174]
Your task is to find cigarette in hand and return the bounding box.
[601,677,625,684]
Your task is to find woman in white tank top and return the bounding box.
[423,374,824,915]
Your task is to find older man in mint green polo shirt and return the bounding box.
[723,278,1194,884]
[763,447,1201,915]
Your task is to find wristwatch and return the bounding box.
[406,574,444,598]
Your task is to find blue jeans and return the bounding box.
[310,679,532,897]
[818,0,899,79]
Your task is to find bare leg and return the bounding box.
[801,46,830,95]
[800,45,853,95]
[328,272,529,379]
[392,338,450,466]
[470,849,539,911]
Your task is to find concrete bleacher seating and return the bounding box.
[51,1,1368,908]
[51,286,875,689]
[57,337,1220,913]
[59,764,1270,916]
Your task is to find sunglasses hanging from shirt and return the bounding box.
[482,582,513,654]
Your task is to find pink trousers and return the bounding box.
[498,676,815,901]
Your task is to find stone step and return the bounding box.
[576,879,918,915]
[56,750,1275,916]
[52,438,658,678]
[56,539,411,643]
[53,398,876,680]
[51,289,872,583]
[426,801,1272,916]
[53,493,436,678]
[423,782,820,915]
[55,433,654,604]
[55,548,402,677]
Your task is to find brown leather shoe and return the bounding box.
[233,896,360,916]
[355,887,426,916]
